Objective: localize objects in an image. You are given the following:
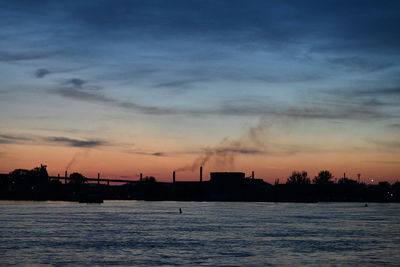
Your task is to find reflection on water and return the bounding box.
[1,201,399,266]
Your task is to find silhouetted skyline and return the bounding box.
[1,1,400,183]
[1,165,399,202]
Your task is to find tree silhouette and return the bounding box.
[286,171,310,184]
[313,170,334,184]
[8,165,48,185]
[68,172,87,185]
[143,176,156,183]
[9,169,29,182]
[378,181,390,190]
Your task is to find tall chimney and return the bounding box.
[200,166,203,182]
[65,170,67,184]
[173,171,176,183]
[98,173,100,184]
[140,173,143,182]
[251,171,254,180]
[344,172,346,179]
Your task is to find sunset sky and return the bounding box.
[1,0,399,183]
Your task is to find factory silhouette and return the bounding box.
[1,164,399,203]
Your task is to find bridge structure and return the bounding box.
[49,173,137,185]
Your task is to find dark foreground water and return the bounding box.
[1,201,399,266]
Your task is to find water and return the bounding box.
[1,201,399,266]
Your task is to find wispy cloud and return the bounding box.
[327,57,396,73]
[123,148,209,157]
[388,123,400,129]
[213,147,265,155]
[50,81,398,121]
[0,51,50,62]
[49,78,178,115]
[354,87,400,97]
[0,132,108,148]
[45,136,106,148]
[51,87,113,104]
[216,96,394,121]
[35,68,51,78]
[0,134,33,144]
[369,139,400,151]
[35,67,90,78]
[64,78,86,88]
[319,86,400,106]
[125,151,167,157]
[152,78,208,91]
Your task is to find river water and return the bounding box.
[1,201,399,266]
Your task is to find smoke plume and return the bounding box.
[65,149,90,170]
[176,119,268,172]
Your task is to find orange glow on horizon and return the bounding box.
[1,143,399,184]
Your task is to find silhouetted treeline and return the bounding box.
[1,166,399,202]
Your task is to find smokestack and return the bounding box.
[173,171,176,183]
[200,166,203,182]
[65,170,67,184]
[98,173,100,184]
[140,173,143,182]
[251,171,254,180]
[344,172,346,179]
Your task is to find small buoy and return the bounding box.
[179,208,182,214]
[364,203,368,207]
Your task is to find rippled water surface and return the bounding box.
[1,201,399,266]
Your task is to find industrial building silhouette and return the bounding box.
[1,165,399,202]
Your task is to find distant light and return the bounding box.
[371,179,374,183]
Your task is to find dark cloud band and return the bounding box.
[46,136,106,148]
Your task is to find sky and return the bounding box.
[1,0,399,183]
